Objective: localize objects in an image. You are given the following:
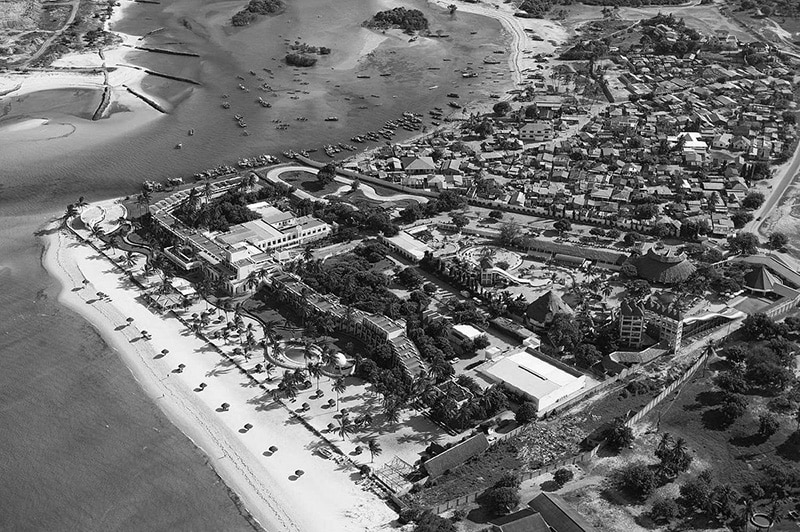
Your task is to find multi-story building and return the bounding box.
[619,299,646,348]
[271,272,427,377]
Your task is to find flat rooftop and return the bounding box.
[481,350,583,400]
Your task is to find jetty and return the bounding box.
[119,64,201,85]
[131,45,199,57]
[124,85,168,114]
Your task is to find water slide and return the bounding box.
[486,267,548,287]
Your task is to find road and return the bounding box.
[23,0,80,68]
[745,140,800,235]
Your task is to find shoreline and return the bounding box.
[42,209,396,532]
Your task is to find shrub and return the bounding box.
[615,462,657,501]
[719,392,747,424]
[414,510,456,532]
[758,412,780,438]
[285,53,317,67]
[553,468,574,487]
[515,401,537,424]
[649,497,679,524]
[484,486,520,515]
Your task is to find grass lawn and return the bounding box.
[280,170,342,198]
[343,189,419,209]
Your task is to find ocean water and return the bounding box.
[0,0,511,529]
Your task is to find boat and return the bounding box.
[428,85,438,90]
[356,75,371,79]
[462,71,478,78]
[447,93,459,98]
[175,143,182,149]
[324,116,339,121]
[379,73,391,77]
[483,58,501,64]
[188,128,194,136]
[448,101,461,108]
[234,114,243,120]
[222,102,231,109]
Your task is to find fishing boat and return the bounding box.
[447,93,459,98]
[356,75,370,79]
[448,101,461,108]
[222,102,231,109]
[188,128,194,136]
[324,116,339,121]
[175,143,182,149]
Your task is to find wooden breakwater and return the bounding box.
[124,85,168,114]
[133,45,199,57]
[92,85,111,121]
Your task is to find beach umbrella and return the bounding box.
[161,349,169,356]
[327,423,336,431]
[327,399,336,407]
[126,317,134,326]
[221,402,230,411]
[244,423,253,430]
[269,446,278,452]
[199,382,207,389]
[140,330,149,338]
[301,402,310,411]
[340,408,348,416]
[295,470,304,476]
[82,279,90,287]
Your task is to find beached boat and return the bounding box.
[448,101,461,108]
[324,116,339,121]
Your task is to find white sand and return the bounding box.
[428,0,568,88]
[42,207,397,532]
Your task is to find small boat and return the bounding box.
[356,75,370,79]
[324,116,339,121]
[222,102,231,109]
[188,128,194,136]
[234,114,243,120]
[175,143,182,149]
[448,101,461,108]
[447,93,459,98]
[483,58,501,64]
[428,85,438,90]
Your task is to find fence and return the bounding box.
[425,347,713,515]
[624,350,710,428]
[429,444,601,514]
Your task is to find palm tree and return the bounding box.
[75,196,88,211]
[338,416,353,441]
[307,362,322,391]
[124,251,136,271]
[264,362,276,382]
[600,283,613,299]
[366,438,382,462]
[279,371,299,400]
[63,204,78,222]
[89,223,105,241]
[332,377,346,410]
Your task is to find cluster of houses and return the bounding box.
[341,41,796,243]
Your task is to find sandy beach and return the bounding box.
[43,205,397,532]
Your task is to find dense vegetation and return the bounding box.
[172,188,260,232]
[739,0,800,17]
[285,53,317,67]
[366,7,428,32]
[231,0,283,26]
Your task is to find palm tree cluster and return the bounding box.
[654,433,692,481]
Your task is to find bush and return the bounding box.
[285,53,317,67]
[553,468,574,487]
[649,497,679,524]
[615,462,657,501]
[758,412,780,438]
[414,510,456,532]
[515,401,537,424]
[484,486,520,515]
[719,392,748,424]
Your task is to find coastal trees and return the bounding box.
[728,232,760,255]
[367,7,429,32]
[742,191,765,210]
[614,462,657,501]
[317,163,337,185]
[499,221,521,246]
[492,101,511,117]
[366,437,382,462]
[232,0,283,26]
[768,232,788,250]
